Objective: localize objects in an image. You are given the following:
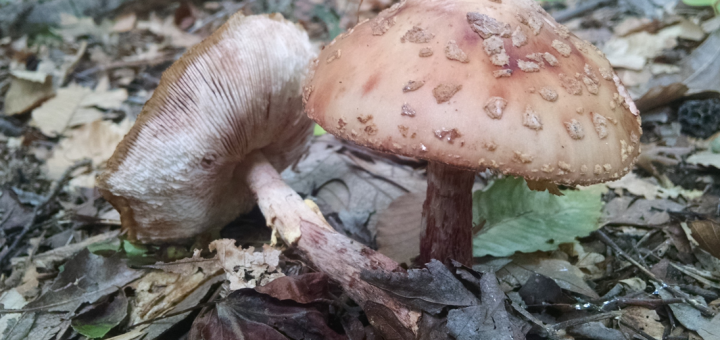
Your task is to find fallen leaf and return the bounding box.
[0,188,34,231]
[472,177,604,257]
[603,27,681,70]
[446,272,523,340]
[71,291,129,339]
[375,192,424,264]
[24,249,142,313]
[45,119,133,185]
[3,76,55,115]
[284,136,426,242]
[518,273,573,306]
[136,13,202,48]
[0,289,28,336]
[10,231,121,270]
[688,220,720,260]
[498,253,600,298]
[658,287,720,340]
[31,83,127,137]
[142,274,224,339]
[620,306,664,339]
[146,248,221,277]
[209,240,283,290]
[606,173,702,200]
[568,322,625,340]
[687,150,720,170]
[255,273,332,304]
[189,289,345,340]
[603,197,684,226]
[112,13,137,32]
[360,259,477,314]
[364,301,417,339]
[53,13,112,42]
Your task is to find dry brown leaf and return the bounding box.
[31,81,127,137]
[45,119,133,186]
[3,76,55,115]
[136,13,202,48]
[129,271,211,324]
[688,220,720,260]
[146,249,221,277]
[376,192,424,264]
[498,253,600,298]
[606,173,702,200]
[209,239,283,290]
[113,13,137,32]
[621,306,664,339]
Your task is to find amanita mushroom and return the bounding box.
[98,13,418,329]
[304,0,642,265]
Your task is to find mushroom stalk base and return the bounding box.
[241,150,419,331]
[419,162,475,266]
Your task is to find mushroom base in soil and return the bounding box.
[419,162,475,265]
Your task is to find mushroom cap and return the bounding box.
[97,13,315,242]
[304,0,641,185]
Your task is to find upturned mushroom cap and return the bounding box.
[304,0,641,185]
[97,13,315,242]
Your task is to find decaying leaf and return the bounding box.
[658,287,720,339]
[146,248,221,277]
[24,249,142,313]
[45,119,133,186]
[687,150,720,170]
[3,76,55,115]
[603,196,684,226]
[360,259,477,314]
[254,273,332,304]
[688,220,720,260]
[71,291,129,339]
[31,82,127,137]
[376,192,424,264]
[620,306,664,339]
[472,177,604,257]
[498,253,599,298]
[0,188,34,231]
[209,239,283,290]
[189,289,345,340]
[606,173,702,200]
[447,272,524,340]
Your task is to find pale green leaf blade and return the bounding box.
[472,177,604,257]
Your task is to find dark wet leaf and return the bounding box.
[364,301,415,340]
[689,220,720,260]
[360,259,477,314]
[25,248,142,313]
[0,188,33,231]
[71,291,128,338]
[254,273,331,304]
[417,312,450,340]
[189,289,345,340]
[446,273,524,340]
[5,312,69,340]
[518,273,573,306]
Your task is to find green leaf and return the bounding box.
[682,0,720,12]
[71,292,128,338]
[472,177,604,257]
[122,239,148,257]
[313,5,342,40]
[313,124,327,136]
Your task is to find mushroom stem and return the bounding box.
[419,161,475,266]
[241,150,420,331]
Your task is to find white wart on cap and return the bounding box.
[304,0,641,186]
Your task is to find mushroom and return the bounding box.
[304,0,642,265]
[99,13,418,329]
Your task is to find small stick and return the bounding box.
[619,319,659,340]
[594,229,716,316]
[0,159,91,267]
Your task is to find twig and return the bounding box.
[548,311,621,330]
[594,229,716,317]
[0,159,92,267]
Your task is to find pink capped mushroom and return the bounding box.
[98,13,418,329]
[304,0,642,265]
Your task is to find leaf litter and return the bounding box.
[2,0,720,339]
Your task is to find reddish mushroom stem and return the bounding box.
[241,150,419,330]
[419,161,475,266]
